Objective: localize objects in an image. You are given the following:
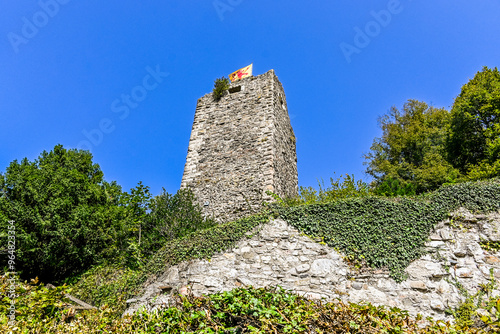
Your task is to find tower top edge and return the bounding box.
[198,69,280,100]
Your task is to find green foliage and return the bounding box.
[276,180,500,282]
[271,174,369,207]
[365,67,500,191]
[105,186,216,271]
[0,144,219,283]
[0,273,131,333]
[126,286,432,333]
[212,76,230,101]
[70,264,143,315]
[278,197,437,282]
[448,270,500,332]
[142,188,217,259]
[0,145,166,281]
[0,274,71,329]
[110,182,152,269]
[67,190,222,315]
[465,160,500,182]
[429,178,500,214]
[0,145,128,282]
[479,240,500,252]
[447,66,500,175]
[6,281,496,333]
[364,99,460,194]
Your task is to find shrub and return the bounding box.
[465,161,500,181]
[212,76,229,101]
[0,145,219,281]
[70,264,143,315]
[374,177,417,197]
[270,174,370,207]
[0,145,128,282]
[4,280,490,333]
[142,188,217,258]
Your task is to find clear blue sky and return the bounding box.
[2,1,500,196]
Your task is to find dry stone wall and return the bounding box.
[180,70,298,222]
[125,209,500,322]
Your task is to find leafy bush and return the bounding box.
[0,274,71,329]
[365,68,500,192]
[430,178,500,213]
[212,76,229,101]
[270,174,369,207]
[0,145,129,282]
[374,177,417,197]
[103,181,153,270]
[0,144,220,282]
[69,189,217,313]
[104,186,217,271]
[70,265,143,315]
[0,273,125,333]
[5,280,496,333]
[276,179,500,282]
[465,160,500,181]
[141,188,217,259]
[0,145,163,281]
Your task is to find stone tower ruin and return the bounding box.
[181,69,298,222]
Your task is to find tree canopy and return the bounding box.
[364,100,459,193]
[365,66,500,192]
[447,66,500,177]
[0,145,127,281]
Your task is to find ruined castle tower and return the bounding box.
[181,69,298,222]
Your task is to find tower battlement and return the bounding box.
[181,69,298,221]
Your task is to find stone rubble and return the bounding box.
[125,209,500,322]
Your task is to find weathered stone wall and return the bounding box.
[269,75,298,198]
[125,209,500,322]
[180,70,298,222]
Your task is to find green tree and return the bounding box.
[141,188,216,257]
[447,66,500,178]
[364,100,460,193]
[0,145,127,282]
[118,181,152,269]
